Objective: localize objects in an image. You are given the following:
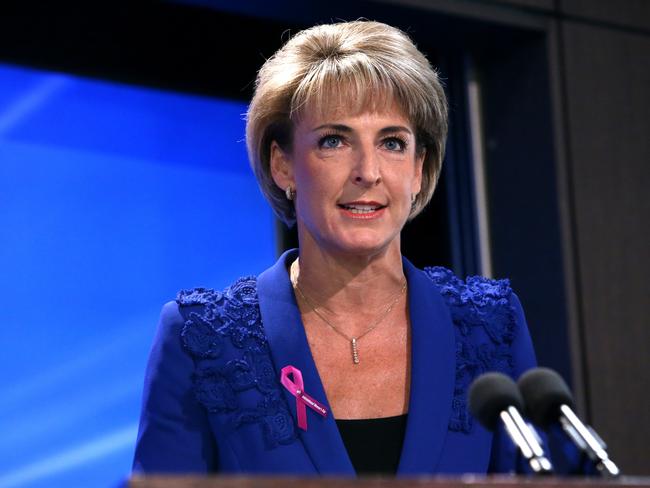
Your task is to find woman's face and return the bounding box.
[271,101,424,257]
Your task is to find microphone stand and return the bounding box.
[558,405,620,477]
[501,406,553,475]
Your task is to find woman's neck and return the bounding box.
[293,235,406,317]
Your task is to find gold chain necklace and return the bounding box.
[290,258,406,365]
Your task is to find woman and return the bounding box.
[133,20,536,476]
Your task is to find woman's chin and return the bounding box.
[298,219,401,258]
[324,234,399,258]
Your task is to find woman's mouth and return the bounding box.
[337,202,386,219]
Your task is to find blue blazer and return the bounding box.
[133,249,537,476]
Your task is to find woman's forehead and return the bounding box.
[294,92,411,126]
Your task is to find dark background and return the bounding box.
[1,0,648,475]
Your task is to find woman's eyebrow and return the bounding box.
[312,123,353,133]
[311,124,413,135]
[379,125,413,135]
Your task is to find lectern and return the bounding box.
[129,475,650,488]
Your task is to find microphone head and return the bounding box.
[468,372,524,431]
[518,367,575,428]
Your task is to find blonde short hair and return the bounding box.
[246,20,448,226]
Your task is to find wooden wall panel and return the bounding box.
[561,21,650,474]
[561,0,650,31]
[492,0,554,11]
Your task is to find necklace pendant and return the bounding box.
[351,338,360,365]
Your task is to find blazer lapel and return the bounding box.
[257,249,355,476]
[398,258,456,475]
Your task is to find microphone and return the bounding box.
[518,367,620,477]
[469,372,554,475]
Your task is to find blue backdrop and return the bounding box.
[0,64,276,487]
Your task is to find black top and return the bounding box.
[336,414,408,475]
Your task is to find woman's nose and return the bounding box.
[352,146,381,186]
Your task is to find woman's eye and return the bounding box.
[383,137,406,152]
[319,135,343,149]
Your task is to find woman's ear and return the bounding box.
[412,150,425,195]
[270,141,294,191]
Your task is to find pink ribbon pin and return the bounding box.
[280,365,328,431]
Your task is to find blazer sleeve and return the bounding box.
[508,292,538,378]
[132,301,217,473]
[488,291,538,473]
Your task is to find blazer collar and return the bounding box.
[397,257,456,475]
[257,250,456,476]
[257,249,354,475]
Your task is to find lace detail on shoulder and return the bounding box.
[423,266,516,433]
[177,278,297,448]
